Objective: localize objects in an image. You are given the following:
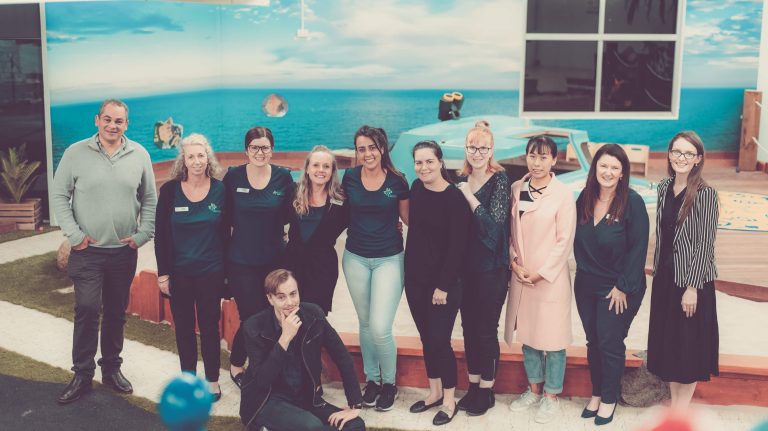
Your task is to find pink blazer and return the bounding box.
[504,173,576,351]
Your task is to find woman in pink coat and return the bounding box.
[504,136,576,424]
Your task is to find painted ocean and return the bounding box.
[51,88,744,169]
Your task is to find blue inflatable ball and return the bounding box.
[753,420,768,431]
[158,372,213,431]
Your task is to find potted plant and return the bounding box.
[0,143,42,230]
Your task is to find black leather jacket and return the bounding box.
[239,302,363,429]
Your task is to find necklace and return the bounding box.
[528,182,547,197]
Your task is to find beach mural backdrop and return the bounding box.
[46,0,762,169]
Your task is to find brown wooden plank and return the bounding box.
[738,90,761,171]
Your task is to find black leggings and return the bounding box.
[574,271,644,404]
[228,262,275,367]
[168,271,223,382]
[405,281,461,389]
[460,267,508,381]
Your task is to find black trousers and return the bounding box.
[168,271,223,382]
[460,267,508,381]
[574,271,644,404]
[67,246,138,379]
[405,281,460,389]
[254,394,365,431]
[228,262,275,367]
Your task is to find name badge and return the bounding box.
[236,187,250,193]
[175,207,189,212]
[330,198,343,206]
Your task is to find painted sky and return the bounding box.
[45,0,762,103]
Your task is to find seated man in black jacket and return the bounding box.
[240,269,366,431]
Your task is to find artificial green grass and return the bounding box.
[0,223,59,244]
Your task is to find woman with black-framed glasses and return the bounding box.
[454,120,510,417]
[222,126,294,389]
[647,131,719,410]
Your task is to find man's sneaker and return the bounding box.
[375,383,398,411]
[534,396,560,424]
[362,380,381,407]
[509,387,541,412]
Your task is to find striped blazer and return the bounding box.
[652,177,719,289]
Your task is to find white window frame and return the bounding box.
[520,0,687,120]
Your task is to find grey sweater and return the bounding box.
[51,134,157,248]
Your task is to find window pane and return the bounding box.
[524,41,597,112]
[600,41,675,112]
[604,0,678,34]
[527,0,599,33]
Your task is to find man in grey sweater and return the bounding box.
[51,99,157,404]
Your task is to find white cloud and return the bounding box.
[707,56,758,69]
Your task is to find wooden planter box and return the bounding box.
[0,198,42,230]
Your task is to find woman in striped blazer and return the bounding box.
[646,131,719,410]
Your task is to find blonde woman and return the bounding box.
[455,120,510,416]
[154,133,226,400]
[284,145,348,314]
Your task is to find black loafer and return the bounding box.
[212,390,222,402]
[409,397,443,413]
[581,407,598,418]
[432,404,457,426]
[58,375,92,404]
[102,370,133,394]
[230,370,244,389]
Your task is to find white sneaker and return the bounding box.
[534,396,560,424]
[508,388,541,412]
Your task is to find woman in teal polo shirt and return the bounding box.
[155,133,227,401]
[223,126,294,388]
[342,125,409,412]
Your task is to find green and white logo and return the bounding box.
[208,203,221,213]
[383,187,394,198]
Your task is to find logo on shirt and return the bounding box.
[208,203,221,213]
[273,190,284,196]
[383,187,394,198]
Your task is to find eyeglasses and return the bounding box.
[248,145,272,154]
[465,146,491,155]
[669,149,697,160]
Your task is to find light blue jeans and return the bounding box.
[342,249,404,384]
[522,344,566,395]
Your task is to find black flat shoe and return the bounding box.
[409,398,443,413]
[102,370,133,394]
[595,403,617,426]
[581,407,598,418]
[58,375,92,404]
[212,391,222,402]
[230,370,244,389]
[432,403,458,426]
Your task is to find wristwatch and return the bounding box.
[350,402,363,410]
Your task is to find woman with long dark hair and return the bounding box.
[647,131,719,410]
[405,141,470,426]
[284,145,348,314]
[155,133,227,400]
[573,144,649,426]
[455,120,510,417]
[223,126,294,389]
[342,125,409,411]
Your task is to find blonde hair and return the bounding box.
[293,145,345,216]
[169,133,222,181]
[459,120,504,176]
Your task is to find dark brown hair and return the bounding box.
[264,269,295,296]
[578,144,631,225]
[667,131,708,225]
[244,126,274,149]
[526,135,558,158]
[353,125,405,180]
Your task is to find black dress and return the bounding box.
[647,186,719,384]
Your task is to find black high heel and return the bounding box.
[595,403,617,426]
[581,407,598,418]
